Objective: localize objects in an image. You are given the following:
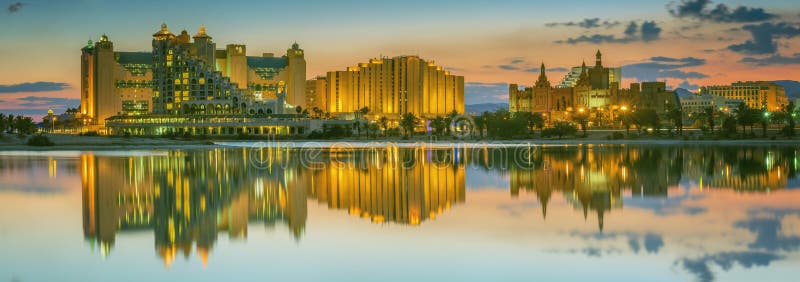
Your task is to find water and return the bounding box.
[0,144,799,282]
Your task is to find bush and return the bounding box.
[610,132,625,140]
[27,134,54,146]
[80,131,99,136]
[541,122,577,139]
[306,130,324,139]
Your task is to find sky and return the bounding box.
[1,0,799,117]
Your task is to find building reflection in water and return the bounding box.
[80,145,799,265]
[498,145,798,231]
[81,147,466,266]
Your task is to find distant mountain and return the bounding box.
[674,88,693,99]
[465,103,507,114]
[774,80,800,100]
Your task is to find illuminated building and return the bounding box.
[509,63,574,120]
[510,51,625,123]
[556,51,621,89]
[82,23,315,136]
[321,55,464,119]
[633,82,680,113]
[510,51,679,125]
[699,81,787,111]
[680,93,741,114]
[305,76,328,113]
[80,35,153,130]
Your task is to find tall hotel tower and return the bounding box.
[319,55,464,119]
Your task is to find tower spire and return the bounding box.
[595,49,602,67]
[535,62,550,88]
[577,60,589,86]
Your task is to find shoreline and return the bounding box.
[1,135,798,151]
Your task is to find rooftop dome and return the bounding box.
[153,22,175,38]
[193,25,211,39]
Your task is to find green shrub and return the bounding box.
[80,131,99,136]
[610,132,625,140]
[27,134,54,146]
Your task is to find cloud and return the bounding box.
[0,82,70,94]
[510,58,525,64]
[641,21,662,42]
[7,2,25,13]
[728,22,800,55]
[643,233,664,253]
[492,58,569,74]
[498,65,519,71]
[556,21,662,44]
[739,53,800,66]
[546,18,620,29]
[668,0,776,23]
[736,217,800,252]
[557,34,633,45]
[627,237,641,253]
[623,56,708,82]
[679,252,783,282]
[465,82,508,104]
[570,231,666,255]
[16,96,79,108]
[650,56,705,64]
[522,66,569,73]
[677,80,701,90]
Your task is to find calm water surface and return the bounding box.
[0,145,799,282]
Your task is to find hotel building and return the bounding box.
[510,51,679,124]
[315,55,464,119]
[81,24,313,135]
[699,81,787,111]
[80,35,154,127]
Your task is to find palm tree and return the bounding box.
[379,116,389,137]
[668,107,683,135]
[445,110,458,136]
[368,123,379,139]
[571,110,589,136]
[400,113,417,137]
[621,111,633,136]
[359,106,370,119]
[782,101,796,137]
[0,113,6,135]
[703,106,715,134]
[532,113,545,136]
[478,111,493,139]
[353,120,361,138]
